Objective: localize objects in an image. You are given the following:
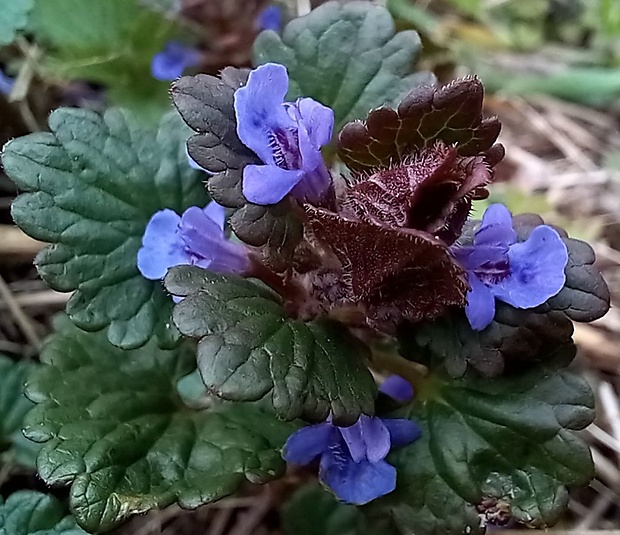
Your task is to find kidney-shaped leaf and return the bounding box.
[369,345,595,534]
[165,266,377,425]
[3,109,208,349]
[23,317,296,533]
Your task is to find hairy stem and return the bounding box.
[372,348,429,393]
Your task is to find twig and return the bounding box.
[296,0,311,16]
[599,381,620,466]
[0,274,42,351]
[206,507,233,535]
[0,225,45,257]
[512,98,598,172]
[0,290,69,311]
[228,491,272,535]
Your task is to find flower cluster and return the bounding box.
[138,62,575,505]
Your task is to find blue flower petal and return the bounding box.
[296,98,334,152]
[283,423,334,465]
[243,164,304,205]
[137,209,189,280]
[151,41,200,81]
[382,418,422,448]
[453,243,507,272]
[379,375,414,403]
[259,5,282,32]
[0,69,14,96]
[202,201,226,231]
[492,225,568,309]
[475,203,517,248]
[465,273,497,330]
[339,415,390,463]
[320,444,397,505]
[179,205,248,274]
[234,63,293,164]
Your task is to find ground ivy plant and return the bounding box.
[1,2,610,534]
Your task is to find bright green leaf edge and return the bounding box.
[2,108,208,350]
[0,0,34,46]
[23,317,298,532]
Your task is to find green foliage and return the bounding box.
[165,266,377,425]
[30,0,185,119]
[23,317,297,533]
[482,67,620,106]
[369,345,595,534]
[283,485,394,535]
[254,1,432,131]
[3,108,208,350]
[0,0,34,46]
[0,491,86,535]
[407,304,574,378]
[0,356,39,469]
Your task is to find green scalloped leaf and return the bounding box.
[0,355,39,469]
[0,0,34,46]
[369,345,595,534]
[171,70,302,269]
[23,317,296,533]
[254,1,431,131]
[164,266,377,425]
[3,109,208,350]
[0,491,86,535]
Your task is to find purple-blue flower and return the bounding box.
[453,203,568,331]
[0,69,14,96]
[380,375,414,403]
[151,41,201,81]
[284,414,420,505]
[259,5,282,32]
[137,201,249,280]
[234,63,334,206]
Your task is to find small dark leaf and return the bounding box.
[0,491,86,535]
[171,71,302,266]
[338,77,502,172]
[369,345,595,534]
[406,303,574,378]
[254,1,430,131]
[23,316,296,533]
[165,266,376,425]
[306,206,468,327]
[3,109,207,349]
